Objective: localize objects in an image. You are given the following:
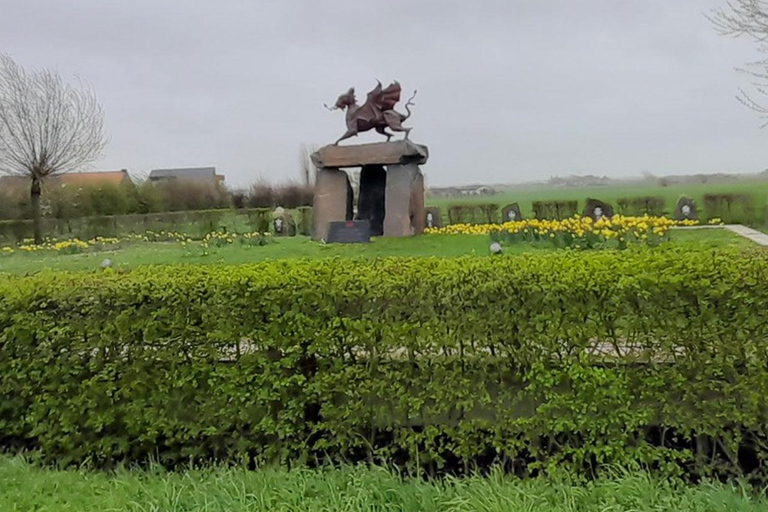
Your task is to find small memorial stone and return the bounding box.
[273,212,297,236]
[674,195,698,221]
[501,203,523,222]
[424,206,442,229]
[583,199,613,221]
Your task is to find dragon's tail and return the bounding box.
[403,90,417,120]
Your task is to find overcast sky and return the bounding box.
[1,0,765,187]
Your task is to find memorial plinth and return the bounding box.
[311,141,428,168]
[311,141,428,241]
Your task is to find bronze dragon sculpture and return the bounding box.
[325,81,417,145]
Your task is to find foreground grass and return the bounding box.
[0,457,764,512]
[0,229,754,275]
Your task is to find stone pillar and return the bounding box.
[313,168,352,241]
[384,163,424,237]
[410,171,425,235]
[357,165,387,236]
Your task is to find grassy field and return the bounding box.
[0,229,754,275]
[0,457,764,512]
[427,178,768,224]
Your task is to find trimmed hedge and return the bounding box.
[447,204,500,225]
[617,196,666,217]
[704,194,754,224]
[2,250,768,480]
[0,207,302,244]
[532,200,579,220]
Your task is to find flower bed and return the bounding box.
[426,215,720,249]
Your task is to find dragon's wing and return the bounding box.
[379,81,401,111]
[365,81,382,105]
[363,80,401,112]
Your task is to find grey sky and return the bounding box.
[1,0,765,187]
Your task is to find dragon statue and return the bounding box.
[325,81,417,145]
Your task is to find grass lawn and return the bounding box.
[1,456,764,512]
[0,229,755,275]
[427,179,768,223]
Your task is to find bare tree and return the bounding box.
[298,143,317,187]
[0,54,107,243]
[710,1,768,123]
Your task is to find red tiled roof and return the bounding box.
[58,170,131,187]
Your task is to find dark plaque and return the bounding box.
[326,220,372,243]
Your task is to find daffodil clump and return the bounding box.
[124,230,190,243]
[189,231,272,256]
[426,215,714,250]
[2,237,122,256]
[0,230,273,256]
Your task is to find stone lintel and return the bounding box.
[311,141,429,169]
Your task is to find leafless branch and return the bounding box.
[0,53,107,180]
[710,1,768,122]
[709,0,768,39]
[299,143,317,187]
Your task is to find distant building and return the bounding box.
[0,175,26,191]
[149,167,225,186]
[428,185,497,198]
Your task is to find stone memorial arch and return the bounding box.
[311,141,427,240]
[312,80,429,241]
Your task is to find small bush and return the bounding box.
[477,203,500,223]
[617,196,666,217]
[297,206,313,236]
[274,182,313,208]
[247,181,275,208]
[244,208,272,234]
[448,205,498,224]
[532,200,579,220]
[703,194,754,224]
[154,180,230,212]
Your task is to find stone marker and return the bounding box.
[501,203,523,222]
[326,220,371,243]
[583,198,614,221]
[674,195,698,221]
[425,206,443,229]
[273,211,296,236]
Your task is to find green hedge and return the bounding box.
[704,194,755,225]
[532,200,579,220]
[617,196,666,217]
[0,207,304,244]
[2,250,768,480]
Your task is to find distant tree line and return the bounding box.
[0,178,313,221]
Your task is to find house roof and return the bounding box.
[1,171,132,189]
[58,170,131,187]
[0,175,27,190]
[149,167,218,180]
